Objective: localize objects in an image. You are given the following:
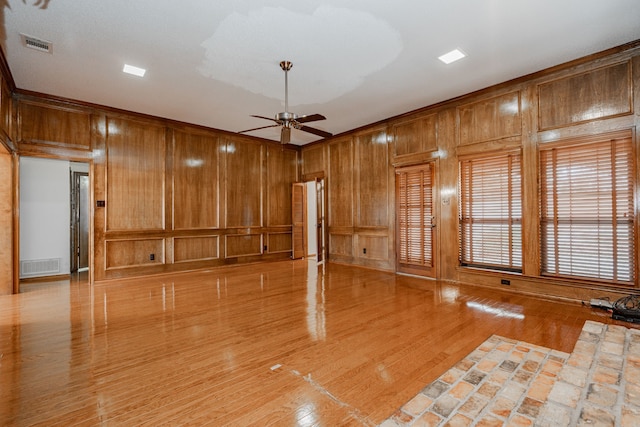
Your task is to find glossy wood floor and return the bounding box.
[0,260,628,426]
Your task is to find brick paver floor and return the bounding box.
[380,321,640,426]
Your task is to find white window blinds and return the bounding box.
[540,134,636,284]
[459,152,522,272]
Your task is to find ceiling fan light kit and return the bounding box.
[239,61,332,144]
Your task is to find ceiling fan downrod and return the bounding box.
[280,61,292,114]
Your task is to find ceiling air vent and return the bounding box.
[20,33,52,53]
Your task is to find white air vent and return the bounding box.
[21,258,61,277]
[20,33,53,53]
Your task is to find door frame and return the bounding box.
[300,172,328,263]
[395,161,438,278]
[70,170,89,272]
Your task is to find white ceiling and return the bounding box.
[4,1,640,145]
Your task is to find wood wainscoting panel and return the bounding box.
[357,234,389,261]
[329,233,353,257]
[356,129,390,228]
[225,140,262,228]
[105,117,166,231]
[538,61,632,130]
[105,238,164,269]
[17,100,92,149]
[225,234,262,258]
[328,137,353,228]
[173,130,220,230]
[267,232,292,254]
[266,146,297,227]
[173,236,219,263]
[392,114,438,156]
[458,91,521,146]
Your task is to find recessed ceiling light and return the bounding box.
[123,64,146,77]
[438,49,466,65]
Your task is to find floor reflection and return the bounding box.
[306,260,326,341]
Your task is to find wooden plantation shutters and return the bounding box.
[396,163,435,277]
[459,151,522,272]
[540,132,636,285]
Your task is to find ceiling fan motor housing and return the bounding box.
[277,111,297,123]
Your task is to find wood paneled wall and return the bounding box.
[14,99,299,281]
[0,55,14,295]
[0,143,12,295]
[5,41,640,299]
[303,43,640,300]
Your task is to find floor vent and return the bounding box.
[20,33,53,53]
[21,258,61,277]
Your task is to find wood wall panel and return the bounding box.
[0,147,12,294]
[393,114,437,156]
[356,129,389,227]
[225,140,262,228]
[328,137,353,227]
[174,236,219,263]
[173,130,219,230]
[538,61,632,130]
[266,146,297,227]
[267,232,292,254]
[301,144,325,176]
[357,235,388,261]
[0,82,11,142]
[329,234,353,257]
[458,91,521,145]
[225,234,262,258]
[18,100,91,149]
[105,238,164,269]
[106,117,165,231]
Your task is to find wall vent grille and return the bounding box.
[21,33,53,53]
[20,258,61,277]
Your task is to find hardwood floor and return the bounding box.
[0,260,629,426]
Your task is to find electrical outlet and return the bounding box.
[149,253,155,261]
[501,279,510,285]
[363,248,367,254]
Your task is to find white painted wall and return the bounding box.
[20,157,71,277]
[306,181,317,258]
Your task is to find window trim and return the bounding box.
[458,148,523,273]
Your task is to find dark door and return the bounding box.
[70,172,89,272]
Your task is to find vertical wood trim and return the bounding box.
[0,144,12,294]
[521,84,540,276]
[165,127,174,264]
[12,152,19,293]
[92,114,107,281]
[438,109,459,281]
[633,56,640,286]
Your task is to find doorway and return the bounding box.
[291,178,327,263]
[18,157,90,283]
[395,163,436,277]
[70,169,89,272]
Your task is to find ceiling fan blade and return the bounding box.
[238,124,279,133]
[251,114,279,123]
[299,125,333,138]
[281,127,291,144]
[296,113,326,124]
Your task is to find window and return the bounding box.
[540,133,636,285]
[459,151,522,272]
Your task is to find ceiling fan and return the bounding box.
[239,61,332,144]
